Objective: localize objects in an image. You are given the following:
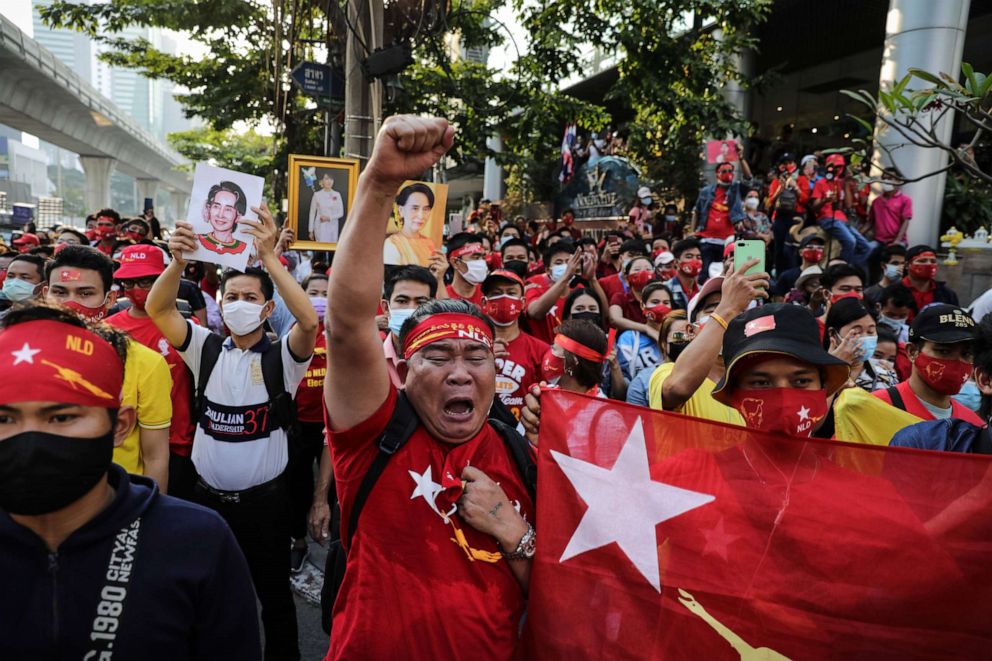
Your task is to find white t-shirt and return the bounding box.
[179,321,312,490]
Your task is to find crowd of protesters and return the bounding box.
[1,115,990,659]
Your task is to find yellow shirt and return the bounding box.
[384,231,438,266]
[648,362,744,426]
[833,386,923,447]
[114,339,173,475]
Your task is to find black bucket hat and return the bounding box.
[711,303,850,404]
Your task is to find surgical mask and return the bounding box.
[222,300,266,336]
[744,197,759,210]
[309,295,327,321]
[0,429,114,515]
[2,277,38,302]
[499,236,513,248]
[388,307,416,337]
[858,335,878,361]
[881,183,895,193]
[878,314,907,335]
[462,259,488,285]
[664,215,678,223]
[953,379,982,412]
[550,263,568,282]
[883,263,902,280]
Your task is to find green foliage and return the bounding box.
[941,171,992,236]
[167,127,276,197]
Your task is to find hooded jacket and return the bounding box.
[0,465,260,660]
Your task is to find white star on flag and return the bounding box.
[409,466,450,520]
[11,342,41,365]
[797,405,811,421]
[552,418,715,591]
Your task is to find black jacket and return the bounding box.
[0,466,261,660]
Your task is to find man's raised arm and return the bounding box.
[325,116,455,430]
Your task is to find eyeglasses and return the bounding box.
[120,277,156,289]
[128,227,148,236]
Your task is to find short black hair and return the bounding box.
[876,327,897,346]
[974,314,992,420]
[57,228,89,244]
[445,232,483,260]
[95,208,121,224]
[206,181,248,216]
[124,217,150,233]
[498,224,520,238]
[499,238,529,257]
[562,286,606,327]
[398,298,494,349]
[544,239,576,266]
[672,237,701,259]
[906,244,937,263]
[9,254,46,279]
[821,263,865,290]
[220,266,274,301]
[396,182,435,208]
[46,245,114,295]
[302,273,328,290]
[880,244,907,262]
[879,283,917,311]
[624,255,654,276]
[384,265,438,301]
[576,237,598,249]
[620,239,647,257]
[640,281,672,305]
[1,302,129,366]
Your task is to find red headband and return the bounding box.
[554,328,616,363]
[402,313,495,360]
[0,319,123,408]
[450,242,484,260]
[912,251,936,262]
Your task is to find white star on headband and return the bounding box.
[11,342,41,365]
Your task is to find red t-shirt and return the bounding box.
[495,331,549,419]
[901,276,934,314]
[698,186,733,240]
[106,311,195,456]
[523,274,564,344]
[768,176,811,216]
[295,325,326,423]
[324,386,533,660]
[812,178,847,221]
[598,273,625,303]
[447,283,484,307]
[609,290,646,324]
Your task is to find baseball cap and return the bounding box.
[908,303,976,344]
[711,303,850,403]
[653,251,675,267]
[13,233,39,248]
[482,268,525,294]
[113,244,166,279]
[794,266,823,291]
[686,277,723,323]
[799,234,826,249]
[800,154,817,167]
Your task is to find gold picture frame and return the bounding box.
[286,154,360,251]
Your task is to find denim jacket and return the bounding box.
[693,180,751,232]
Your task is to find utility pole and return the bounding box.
[343,0,383,166]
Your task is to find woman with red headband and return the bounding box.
[541,319,612,397]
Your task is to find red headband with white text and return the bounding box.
[402,313,495,360]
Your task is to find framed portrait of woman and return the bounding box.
[287,154,359,251]
[383,180,449,267]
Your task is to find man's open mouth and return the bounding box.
[442,398,475,420]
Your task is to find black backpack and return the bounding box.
[193,332,300,436]
[319,393,537,634]
[776,187,798,213]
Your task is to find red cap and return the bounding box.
[722,242,736,259]
[482,269,525,290]
[113,245,166,279]
[13,233,39,247]
[825,153,845,168]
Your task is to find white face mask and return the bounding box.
[883,263,902,280]
[462,259,489,285]
[744,197,759,210]
[222,300,266,336]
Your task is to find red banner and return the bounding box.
[524,391,992,660]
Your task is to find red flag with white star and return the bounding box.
[523,391,992,659]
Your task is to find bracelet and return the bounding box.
[501,523,536,561]
[709,312,729,330]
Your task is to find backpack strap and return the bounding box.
[194,331,225,420]
[261,339,300,436]
[488,417,538,502]
[973,425,992,454]
[344,391,419,549]
[886,385,907,412]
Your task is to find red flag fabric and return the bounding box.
[524,391,992,660]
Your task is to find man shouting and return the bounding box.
[323,116,535,659]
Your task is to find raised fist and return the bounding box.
[364,115,455,192]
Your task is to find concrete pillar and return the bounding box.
[135,178,158,212]
[79,156,115,213]
[871,0,971,246]
[170,190,189,225]
[483,134,505,201]
[343,0,382,165]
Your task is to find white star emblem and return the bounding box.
[408,466,453,520]
[552,418,715,591]
[797,405,811,422]
[11,342,41,365]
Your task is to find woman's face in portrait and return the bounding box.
[320,173,334,191]
[400,191,431,234]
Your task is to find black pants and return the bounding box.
[167,453,198,502]
[195,477,299,661]
[287,421,326,541]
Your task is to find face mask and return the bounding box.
[482,295,523,326]
[717,171,734,185]
[825,171,835,181]
[388,307,416,337]
[128,288,150,311]
[628,270,654,290]
[96,226,116,239]
[621,258,632,272]
[461,259,488,285]
[879,314,907,333]
[0,429,114,515]
[830,291,862,304]
[881,183,895,193]
[126,231,144,242]
[731,387,829,438]
[908,263,937,280]
[953,379,983,412]
[658,267,676,281]
[644,303,672,324]
[63,297,109,321]
[858,335,878,361]
[499,236,513,248]
[884,263,903,280]
[222,299,266,336]
[571,311,602,329]
[744,197,759,210]
[667,340,689,361]
[550,263,568,282]
[913,353,972,396]
[679,259,702,278]
[541,349,565,382]
[800,248,824,264]
[309,295,327,321]
[664,215,678,223]
[786,164,797,174]
[2,277,38,302]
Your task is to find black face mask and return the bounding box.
[570,311,603,329]
[667,341,689,361]
[0,429,114,515]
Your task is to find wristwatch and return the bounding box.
[501,524,536,561]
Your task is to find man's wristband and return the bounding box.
[709,312,729,330]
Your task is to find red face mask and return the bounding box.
[85,229,97,242]
[658,267,677,281]
[914,353,972,396]
[830,291,862,304]
[96,225,116,239]
[731,387,829,438]
[786,164,797,174]
[128,288,150,311]
[908,262,938,280]
[63,298,108,321]
[541,349,565,382]
[628,270,654,290]
[482,295,523,326]
[800,248,824,264]
[562,215,575,227]
[644,303,672,324]
[126,231,144,242]
[717,171,734,184]
[679,259,702,278]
